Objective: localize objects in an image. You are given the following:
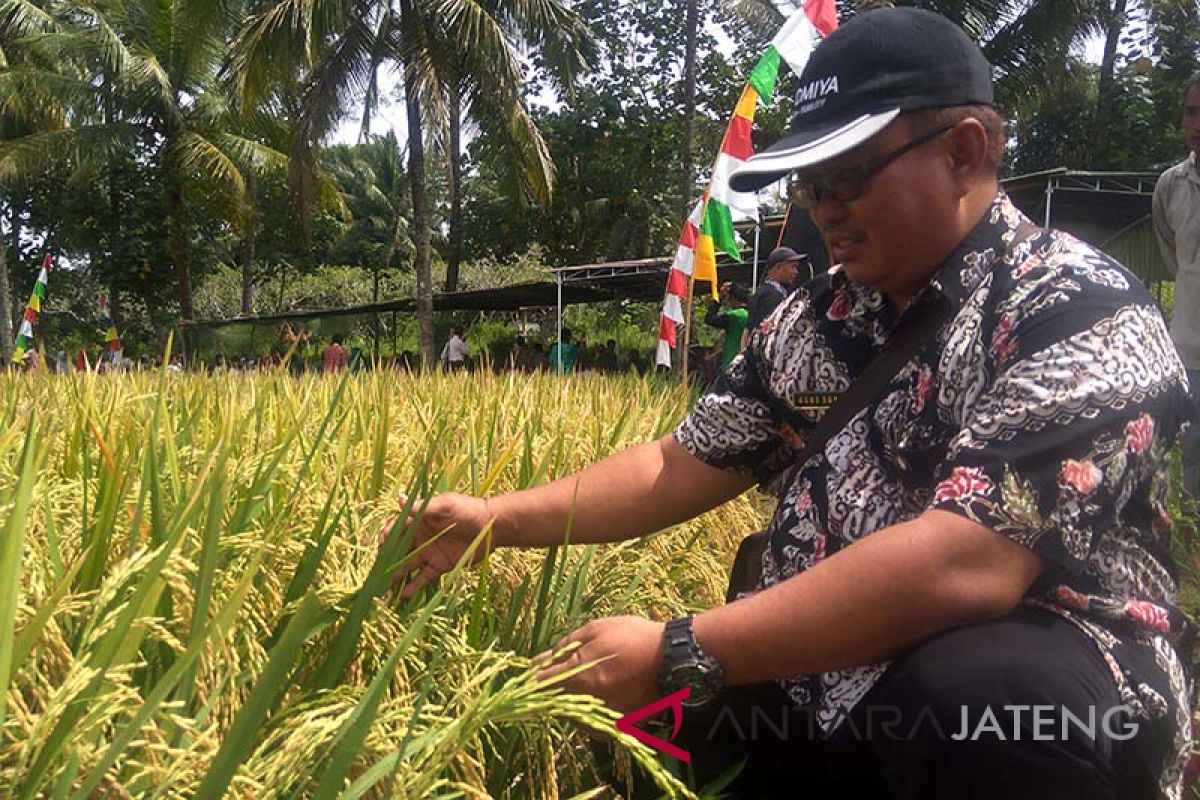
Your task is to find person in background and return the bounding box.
[574,338,591,372]
[322,335,349,373]
[1153,71,1200,493]
[547,328,579,374]
[529,341,547,371]
[597,339,619,372]
[705,281,750,370]
[625,349,645,375]
[511,335,532,371]
[440,326,470,371]
[743,246,806,348]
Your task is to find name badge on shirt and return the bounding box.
[794,393,840,413]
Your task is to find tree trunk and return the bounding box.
[9,200,22,327]
[241,172,257,315]
[0,208,13,362]
[444,80,464,292]
[680,0,699,222]
[401,4,436,369]
[166,172,194,321]
[1093,0,1128,162]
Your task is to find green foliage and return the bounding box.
[2,0,1198,358]
[460,0,790,269]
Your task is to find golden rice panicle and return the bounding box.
[2,367,762,798]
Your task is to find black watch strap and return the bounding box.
[663,615,699,662]
[658,615,725,706]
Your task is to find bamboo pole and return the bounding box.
[776,201,793,248]
[680,272,695,386]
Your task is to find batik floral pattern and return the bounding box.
[674,192,1195,800]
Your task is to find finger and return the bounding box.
[388,558,424,590]
[536,646,580,683]
[400,563,441,600]
[535,638,585,680]
[377,515,399,547]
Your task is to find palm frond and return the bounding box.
[287,0,375,231]
[985,0,1108,102]
[212,132,288,176]
[357,6,395,142]
[123,44,180,124]
[170,0,241,88]
[0,0,56,41]
[488,0,595,88]
[0,67,97,130]
[169,129,247,204]
[226,0,349,110]
[0,123,137,182]
[468,81,554,208]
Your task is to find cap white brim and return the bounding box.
[729,109,902,193]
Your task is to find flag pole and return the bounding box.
[681,272,695,385]
[776,201,793,247]
[751,210,762,291]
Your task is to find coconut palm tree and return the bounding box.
[324,129,412,304]
[0,0,285,322]
[731,0,1109,105]
[229,0,592,365]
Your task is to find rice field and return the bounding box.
[0,364,766,799]
[4,362,1198,798]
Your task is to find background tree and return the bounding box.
[230,0,591,364]
[0,0,286,323]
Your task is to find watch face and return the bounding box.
[666,662,723,707]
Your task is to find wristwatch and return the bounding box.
[657,615,726,707]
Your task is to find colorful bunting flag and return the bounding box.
[656,0,838,368]
[12,253,52,364]
[99,293,123,362]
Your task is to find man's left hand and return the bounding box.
[537,616,665,714]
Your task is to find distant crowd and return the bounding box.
[12,324,662,376]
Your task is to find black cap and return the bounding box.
[730,8,993,193]
[766,246,805,269]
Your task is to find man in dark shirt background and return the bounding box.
[744,246,806,346]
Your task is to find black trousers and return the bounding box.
[673,607,1168,800]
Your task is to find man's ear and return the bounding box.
[945,118,990,197]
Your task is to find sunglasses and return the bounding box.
[786,123,956,210]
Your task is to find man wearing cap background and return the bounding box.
[743,246,806,345]
[1154,72,1200,494]
[385,8,1193,798]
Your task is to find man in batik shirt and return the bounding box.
[385,10,1193,799]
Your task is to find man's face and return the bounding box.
[773,259,800,285]
[798,117,961,302]
[1184,85,1200,158]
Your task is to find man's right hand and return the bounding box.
[381,492,497,599]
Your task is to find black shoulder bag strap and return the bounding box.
[724,221,1042,602]
[793,292,952,464]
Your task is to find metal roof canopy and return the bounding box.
[185,214,792,333]
[185,281,615,330]
[1001,168,1157,244]
[186,168,1163,344]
